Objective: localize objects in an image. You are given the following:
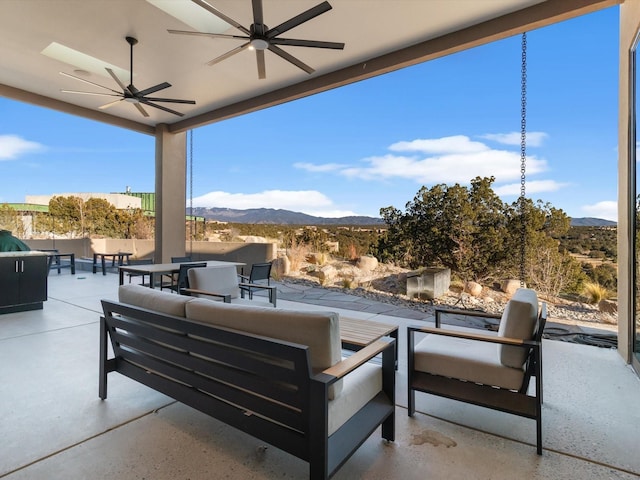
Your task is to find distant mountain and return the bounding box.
[570,217,617,227]
[190,209,615,227]
[191,207,384,225]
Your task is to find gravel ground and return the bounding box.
[281,261,618,334]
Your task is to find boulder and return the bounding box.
[598,299,618,315]
[356,255,378,272]
[239,235,267,243]
[306,252,330,265]
[318,265,337,284]
[464,281,483,297]
[272,256,290,276]
[501,279,523,295]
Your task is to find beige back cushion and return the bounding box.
[188,266,241,299]
[118,284,191,318]
[185,298,343,398]
[497,288,539,368]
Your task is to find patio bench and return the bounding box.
[100,286,395,479]
[40,249,76,274]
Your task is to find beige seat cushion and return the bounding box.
[413,325,525,391]
[185,298,343,399]
[497,288,539,368]
[328,360,381,436]
[118,284,192,317]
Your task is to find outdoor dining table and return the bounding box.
[118,260,245,288]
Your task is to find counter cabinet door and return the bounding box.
[0,257,21,307]
[18,255,48,304]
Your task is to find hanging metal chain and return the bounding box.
[189,129,194,256]
[519,32,527,287]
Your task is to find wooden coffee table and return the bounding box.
[340,316,399,368]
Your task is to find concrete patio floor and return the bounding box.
[1,271,639,479]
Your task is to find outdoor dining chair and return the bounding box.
[160,256,192,291]
[239,262,272,301]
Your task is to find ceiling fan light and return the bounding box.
[250,38,269,51]
[124,97,139,104]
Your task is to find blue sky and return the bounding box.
[0,6,620,221]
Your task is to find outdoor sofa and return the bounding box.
[100,284,395,479]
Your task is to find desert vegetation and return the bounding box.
[1,178,619,303]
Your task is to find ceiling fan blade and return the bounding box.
[134,102,150,118]
[143,97,196,105]
[60,72,121,94]
[136,82,171,97]
[192,0,250,35]
[98,99,124,110]
[105,68,129,93]
[252,0,263,25]
[167,29,249,41]
[206,42,251,66]
[256,49,266,80]
[270,37,344,49]
[140,98,185,117]
[268,44,314,74]
[61,90,122,98]
[266,1,332,38]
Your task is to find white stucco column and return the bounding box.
[618,0,640,363]
[155,124,186,263]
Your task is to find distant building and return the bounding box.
[26,193,142,210]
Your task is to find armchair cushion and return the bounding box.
[328,361,381,435]
[497,288,539,368]
[413,326,525,390]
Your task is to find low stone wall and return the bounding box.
[25,238,92,259]
[24,238,277,273]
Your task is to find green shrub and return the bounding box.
[341,277,355,289]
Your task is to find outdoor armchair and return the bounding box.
[407,287,547,454]
[183,265,277,307]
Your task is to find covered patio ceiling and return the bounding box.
[0,0,620,136]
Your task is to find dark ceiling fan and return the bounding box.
[60,36,195,117]
[168,0,344,79]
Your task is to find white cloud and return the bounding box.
[480,131,548,147]
[293,162,347,172]
[0,134,44,160]
[493,180,570,196]
[340,149,547,184]
[581,201,617,221]
[389,135,489,154]
[295,134,556,195]
[191,189,359,218]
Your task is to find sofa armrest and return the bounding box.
[323,338,394,380]
[180,287,231,303]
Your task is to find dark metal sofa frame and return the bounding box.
[100,300,395,480]
[407,303,547,454]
